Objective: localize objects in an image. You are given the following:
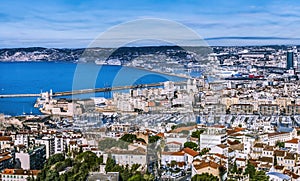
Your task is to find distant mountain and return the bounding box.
[0,47,84,62]
[0,46,211,64]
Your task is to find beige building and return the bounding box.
[230,104,254,114]
[286,105,300,115]
[192,159,223,179]
[259,104,280,115]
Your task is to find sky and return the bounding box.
[1,0,300,48]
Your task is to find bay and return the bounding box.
[0,62,185,116]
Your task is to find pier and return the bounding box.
[0,82,186,98]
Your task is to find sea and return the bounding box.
[0,62,187,116]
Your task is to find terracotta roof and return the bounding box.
[166,141,182,145]
[183,147,199,157]
[69,140,77,145]
[171,126,195,133]
[284,170,300,179]
[162,150,185,156]
[274,150,286,157]
[236,158,246,161]
[284,153,296,160]
[0,136,12,141]
[285,138,299,144]
[253,143,265,148]
[193,160,220,170]
[259,157,273,163]
[2,169,40,176]
[263,145,274,151]
[212,125,225,128]
[231,133,244,137]
[215,153,227,159]
[156,133,164,138]
[0,155,12,162]
[216,144,228,149]
[274,165,284,170]
[259,163,272,169]
[268,132,289,138]
[228,140,240,146]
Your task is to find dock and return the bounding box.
[0,81,186,98]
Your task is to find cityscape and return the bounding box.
[2,0,300,181]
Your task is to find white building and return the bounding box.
[199,126,227,150]
[104,147,147,167]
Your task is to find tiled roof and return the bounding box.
[274,150,286,157]
[285,138,299,144]
[0,136,12,141]
[259,156,273,163]
[156,133,164,138]
[215,153,227,159]
[193,160,220,170]
[183,147,199,157]
[0,155,12,163]
[284,153,296,160]
[162,150,185,156]
[2,169,40,176]
[263,145,274,151]
[253,143,265,148]
[166,141,182,145]
[216,144,228,149]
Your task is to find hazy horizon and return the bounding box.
[1,0,300,47]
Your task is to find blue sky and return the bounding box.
[1,0,300,47]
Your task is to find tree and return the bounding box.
[253,170,269,181]
[120,134,137,143]
[170,160,177,168]
[275,141,285,148]
[200,148,209,155]
[191,173,218,181]
[244,161,256,179]
[232,162,238,174]
[128,174,143,181]
[191,130,204,138]
[149,135,161,143]
[184,141,198,150]
[105,157,116,172]
[45,153,65,167]
[180,130,190,135]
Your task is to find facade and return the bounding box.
[285,138,300,153]
[286,105,300,115]
[15,145,46,170]
[1,169,40,181]
[192,159,222,179]
[287,50,294,70]
[199,126,227,150]
[35,136,55,159]
[104,147,147,167]
[259,104,280,115]
[14,133,30,147]
[230,104,254,115]
[164,141,182,152]
[161,150,186,167]
[0,152,13,171]
[203,103,226,115]
[0,137,12,150]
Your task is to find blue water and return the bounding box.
[0,62,184,116]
